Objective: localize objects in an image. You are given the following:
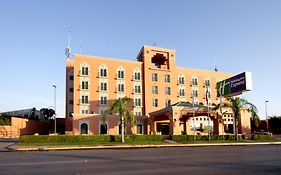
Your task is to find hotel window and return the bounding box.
[179,89,185,96]
[165,87,171,95]
[118,84,125,93]
[100,96,107,105]
[100,124,108,134]
[165,74,170,83]
[134,85,141,93]
[134,72,141,80]
[69,88,73,92]
[192,90,198,97]
[205,79,210,87]
[100,82,107,91]
[100,68,107,77]
[117,70,124,79]
[81,81,89,90]
[82,110,89,114]
[152,73,158,82]
[81,67,89,76]
[81,95,89,104]
[165,100,171,107]
[152,86,158,94]
[192,76,198,86]
[179,76,185,85]
[69,100,73,105]
[69,75,74,80]
[136,124,143,134]
[152,99,158,107]
[134,98,141,107]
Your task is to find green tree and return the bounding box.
[223,97,258,140]
[269,116,281,134]
[250,106,260,132]
[103,96,134,143]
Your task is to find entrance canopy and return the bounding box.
[149,101,221,135]
[150,101,217,119]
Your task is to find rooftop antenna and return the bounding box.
[214,53,218,71]
[79,46,82,54]
[65,31,71,59]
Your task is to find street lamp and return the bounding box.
[53,85,57,135]
[265,100,269,132]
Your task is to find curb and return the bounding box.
[8,142,281,151]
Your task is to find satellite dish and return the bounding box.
[65,47,71,57]
[65,31,71,58]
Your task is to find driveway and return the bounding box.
[0,138,19,152]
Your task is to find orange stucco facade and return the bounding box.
[65,46,251,136]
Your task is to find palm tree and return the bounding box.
[103,96,134,143]
[223,97,258,140]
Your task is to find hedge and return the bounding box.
[20,135,162,144]
[172,134,273,142]
[172,135,241,142]
[251,134,273,141]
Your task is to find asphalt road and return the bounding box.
[1,145,281,175]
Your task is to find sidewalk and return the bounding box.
[9,141,281,151]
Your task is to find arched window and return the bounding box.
[100,124,108,134]
[192,75,198,86]
[178,74,185,85]
[80,62,90,76]
[117,66,125,79]
[137,124,143,134]
[80,123,88,134]
[99,64,108,77]
[133,68,141,80]
[204,77,210,87]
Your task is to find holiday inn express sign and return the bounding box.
[217,72,252,97]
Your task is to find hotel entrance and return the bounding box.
[149,102,223,136]
[156,122,170,135]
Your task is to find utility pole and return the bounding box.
[192,91,195,141]
[265,100,269,132]
[53,85,57,135]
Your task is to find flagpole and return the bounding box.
[220,93,224,141]
[192,91,196,141]
[207,86,210,141]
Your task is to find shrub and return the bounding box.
[172,135,187,142]
[0,115,11,125]
[251,134,273,141]
[172,134,246,142]
[19,135,162,145]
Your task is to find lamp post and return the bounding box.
[265,100,269,133]
[53,85,57,135]
[192,92,195,141]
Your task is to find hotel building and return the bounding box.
[65,46,251,136]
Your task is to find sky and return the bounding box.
[0,0,280,119]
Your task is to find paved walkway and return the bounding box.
[0,138,19,152]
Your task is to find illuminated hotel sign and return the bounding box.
[217,72,252,97]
